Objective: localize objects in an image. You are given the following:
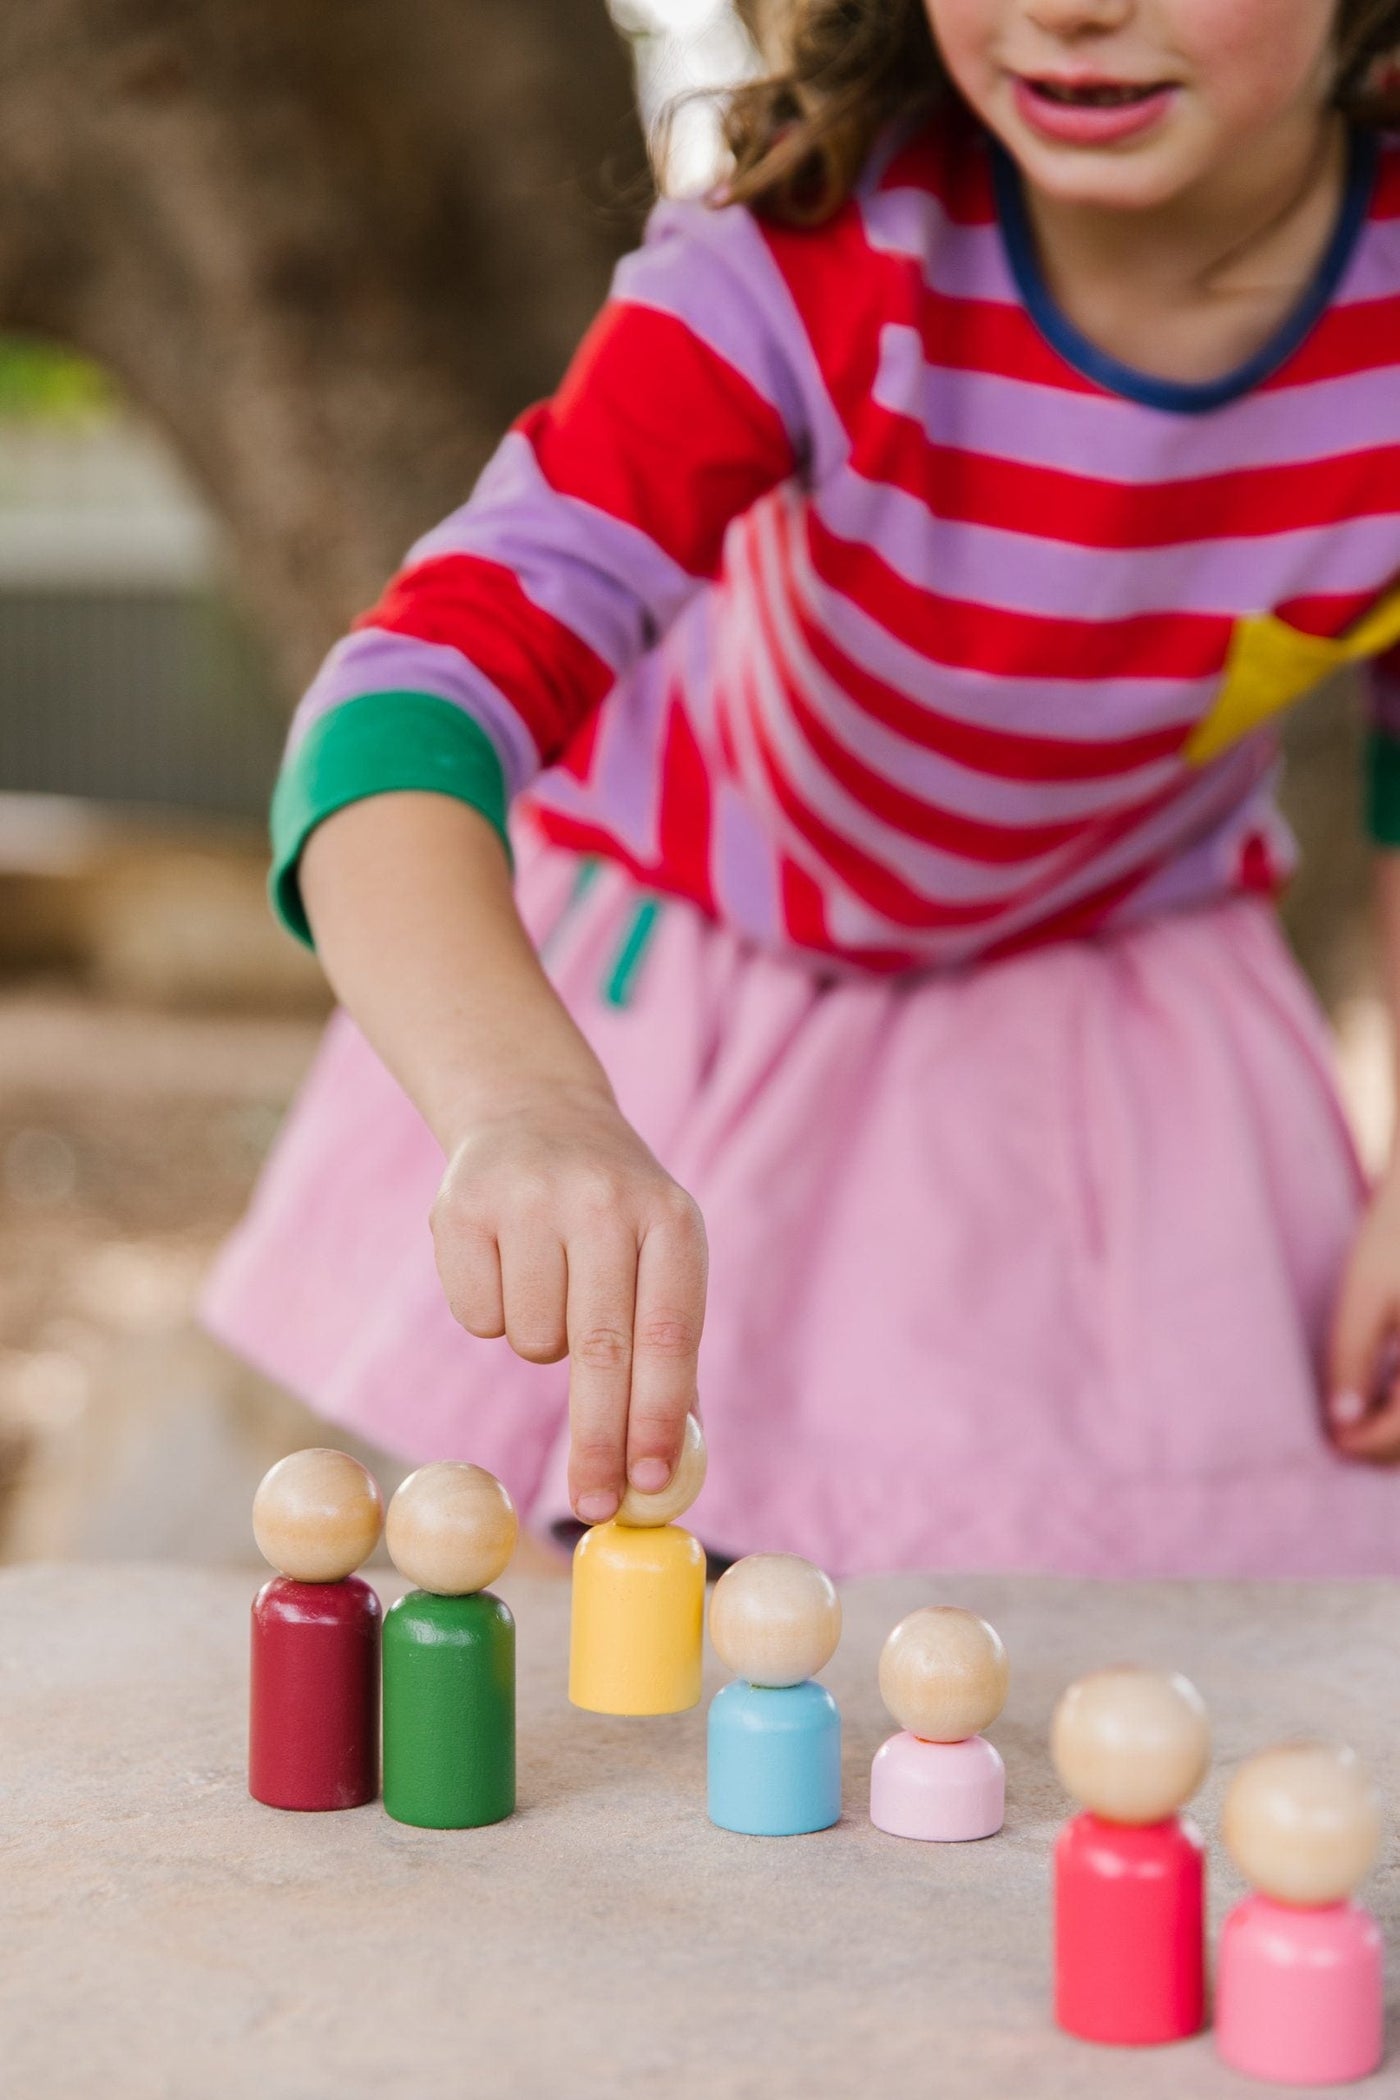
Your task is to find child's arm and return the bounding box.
[271,199,812,1514]
[300,789,707,1521]
[1327,846,1400,1462]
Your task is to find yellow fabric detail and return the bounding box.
[1183,579,1400,769]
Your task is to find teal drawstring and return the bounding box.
[538,855,662,1008]
[603,898,662,1009]
[538,856,603,965]
[567,856,603,912]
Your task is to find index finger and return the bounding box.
[624,1201,707,1496]
[565,1225,637,1523]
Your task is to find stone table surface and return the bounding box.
[3,1565,1399,2100]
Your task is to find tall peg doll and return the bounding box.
[1051,1667,1210,2046]
[249,1447,384,1812]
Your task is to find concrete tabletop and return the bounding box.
[2,1564,1398,2099]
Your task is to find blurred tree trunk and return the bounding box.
[0,0,648,690]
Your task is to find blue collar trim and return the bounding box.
[989,128,1378,415]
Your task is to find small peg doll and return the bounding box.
[1051,1667,1210,2046]
[707,1554,843,1836]
[249,1447,384,1811]
[869,1606,1009,1841]
[569,1413,708,1716]
[1216,1742,1384,2087]
[381,1463,518,1829]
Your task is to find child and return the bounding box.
[205,0,1400,1578]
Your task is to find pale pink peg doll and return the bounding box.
[869,1606,1008,1841]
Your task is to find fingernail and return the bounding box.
[576,1490,619,1523]
[1330,1389,1367,1426]
[628,1457,670,1493]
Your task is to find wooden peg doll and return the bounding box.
[707,1554,843,1835]
[249,1447,384,1811]
[1217,1742,1384,2086]
[569,1413,708,1716]
[869,1606,1009,1841]
[382,1463,518,1829]
[1051,1667,1210,2045]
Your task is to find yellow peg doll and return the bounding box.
[568,1413,707,1715]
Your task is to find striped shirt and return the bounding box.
[273,117,1400,973]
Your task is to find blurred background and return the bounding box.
[0,0,1389,1570]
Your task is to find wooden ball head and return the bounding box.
[385,1463,518,1595]
[878,1607,1009,1742]
[615,1413,707,1528]
[1223,1743,1382,1906]
[709,1554,842,1686]
[1051,1668,1210,1824]
[252,1447,384,1581]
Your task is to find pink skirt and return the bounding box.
[202,824,1400,1578]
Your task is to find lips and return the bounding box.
[1011,73,1178,145]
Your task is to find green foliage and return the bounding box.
[0,339,113,422]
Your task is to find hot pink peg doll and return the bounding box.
[1050,1667,1210,2046]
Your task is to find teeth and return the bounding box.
[1036,81,1155,106]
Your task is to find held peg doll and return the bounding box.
[1051,1668,1210,2046]
[707,1553,843,1836]
[869,1606,1009,1841]
[248,1447,384,1811]
[569,1413,708,1716]
[382,1463,518,1829]
[1217,1742,1384,2087]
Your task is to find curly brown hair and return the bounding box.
[722,0,1400,224]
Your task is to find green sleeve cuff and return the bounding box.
[1365,728,1400,849]
[270,690,512,947]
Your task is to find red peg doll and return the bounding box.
[249,1447,384,1810]
[1051,1667,1210,2045]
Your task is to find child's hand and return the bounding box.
[1327,1169,1400,1463]
[430,1083,708,1523]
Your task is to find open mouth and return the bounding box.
[1026,78,1172,107]
[1012,73,1178,143]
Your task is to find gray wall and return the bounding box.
[0,586,284,819]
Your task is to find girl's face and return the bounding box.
[925,0,1342,211]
